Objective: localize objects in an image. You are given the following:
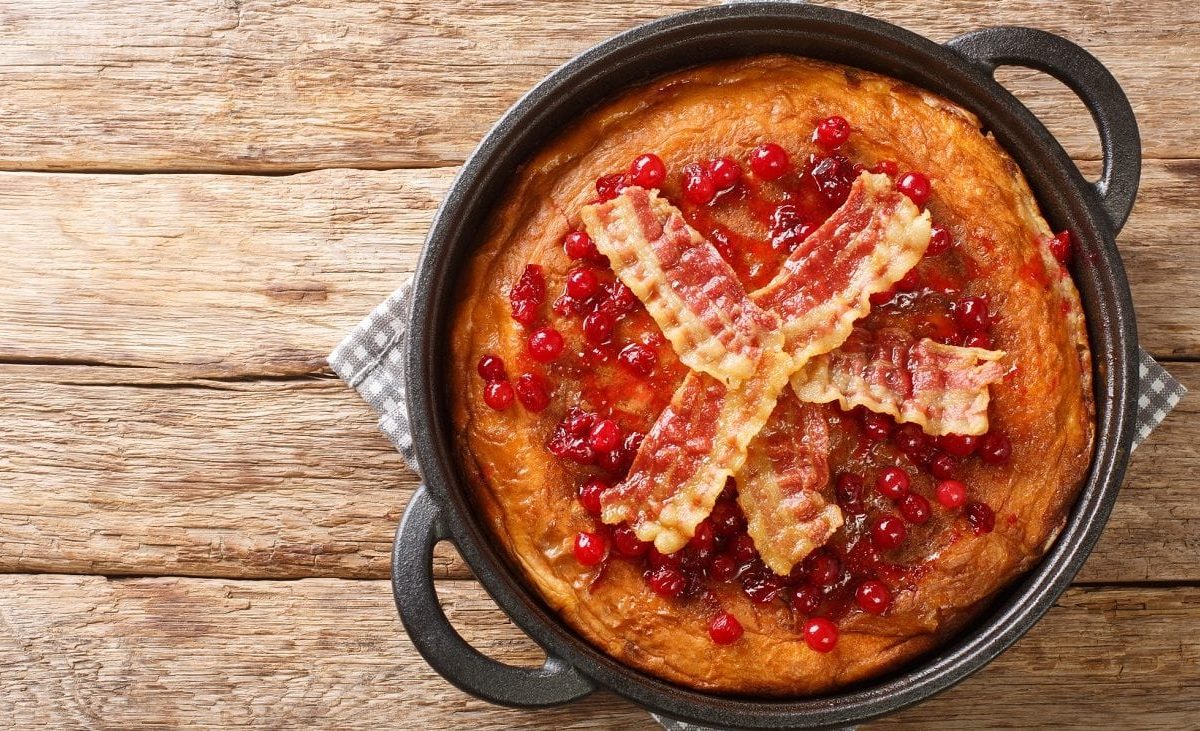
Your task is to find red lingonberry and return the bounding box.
[628,153,666,188]
[936,479,968,509]
[708,611,744,645]
[814,115,851,149]
[804,617,839,653]
[573,531,607,566]
[896,171,932,206]
[749,142,789,180]
[855,580,892,614]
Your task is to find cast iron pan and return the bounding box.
[393,3,1140,727]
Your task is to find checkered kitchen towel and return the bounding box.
[329,279,422,470]
[328,278,1186,731]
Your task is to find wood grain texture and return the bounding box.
[0,366,409,580]
[0,574,647,729]
[1115,158,1200,359]
[0,1,1195,172]
[0,167,450,377]
[0,362,1194,582]
[0,575,1195,729]
[0,160,1195,376]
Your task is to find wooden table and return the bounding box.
[1,1,1195,727]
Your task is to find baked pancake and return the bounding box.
[448,55,1093,695]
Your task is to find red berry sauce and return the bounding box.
[482,142,1018,649]
[836,472,866,515]
[899,493,932,525]
[876,466,910,499]
[978,431,1012,464]
[595,173,627,202]
[577,476,609,516]
[936,479,967,509]
[954,296,990,333]
[709,157,742,189]
[528,326,564,362]
[514,373,550,412]
[646,564,687,598]
[869,159,899,176]
[927,224,952,255]
[566,267,600,299]
[563,230,600,261]
[588,419,621,453]
[1049,230,1072,265]
[937,433,977,457]
[617,342,657,377]
[509,264,546,325]
[965,501,996,535]
[612,524,650,559]
[929,452,956,480]
[582,310,616,344]
[871,514,907,550]
[477,354,507,382]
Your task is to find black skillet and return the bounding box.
[392,3,1140,727]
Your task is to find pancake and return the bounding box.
[447,55,1093,695]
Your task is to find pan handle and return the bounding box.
[946,27,1141,233]
[392,486,596,707]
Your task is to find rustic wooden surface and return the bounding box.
[0,0,1196,728]
[2,577,1196,729]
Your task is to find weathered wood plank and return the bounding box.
[1117,158,1200,359]
[873,586,1200,729]
[0,159,1194,376]
[0,574,651,729]
[0,576,1195,728]
[0,167,451,377]
[0,363,1194,582]
[0,1,1194,171]
[0,367,409,580]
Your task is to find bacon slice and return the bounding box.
[751,172,932,364]
[591,173,932,559]
[737,395,842,576]
[791,327,1007,436]
[600,351,793,553]
[581,186,784,386]
[727,173,931,571]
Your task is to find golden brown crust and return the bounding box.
[448,55,1093,695]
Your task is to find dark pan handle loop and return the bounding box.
[946,27,1141,233]
[392,486,596,707]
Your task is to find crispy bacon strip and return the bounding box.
[724,173,931,571]
[750,172,932,364]
[600,353,793,553]
[791,327,1007,436]
[738,395,842,576]
[590,174,931,560]
[582,187,792,552]
[581,186,784,386]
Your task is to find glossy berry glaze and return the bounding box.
[473,118,1059,650]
